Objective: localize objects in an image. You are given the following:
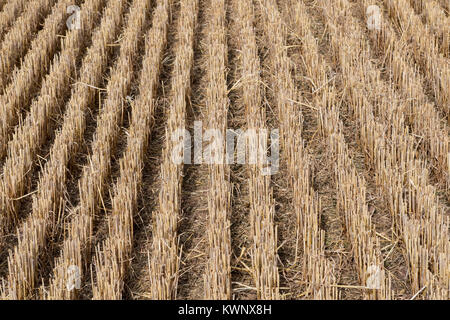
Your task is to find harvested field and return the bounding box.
[0,0,448,300]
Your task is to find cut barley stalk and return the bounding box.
[90,0,170,300]
[0,0,58,91]
[148,0,198,300]
[0,0,126,300]
[202,0,231,300]
[0,0,105,249]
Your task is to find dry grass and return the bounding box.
[0,0,447,300]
